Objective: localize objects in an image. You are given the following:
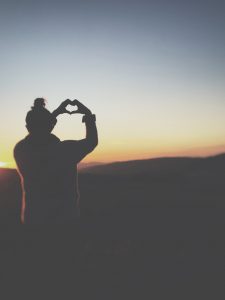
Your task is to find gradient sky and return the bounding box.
[0,0,225,167]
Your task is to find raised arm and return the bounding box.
[81,112,98,151]
[53,99,98,162]
[70,100,98,160]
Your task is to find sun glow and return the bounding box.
[0,162,7,167]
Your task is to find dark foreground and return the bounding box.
[0,156,224,299]
[0,209,224,299]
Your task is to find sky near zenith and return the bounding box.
[0,0,225,167]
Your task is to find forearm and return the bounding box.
[51,108,61,118]
[83,114,98,150]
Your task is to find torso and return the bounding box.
[15,134,79,224]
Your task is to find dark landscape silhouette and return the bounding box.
[0,154,224,298]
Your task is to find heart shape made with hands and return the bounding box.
[66,103,79,114]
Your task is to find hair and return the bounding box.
[32,98,46,110]
[26,98,57,134]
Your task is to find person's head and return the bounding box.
[26,98,57,135]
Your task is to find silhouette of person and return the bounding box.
[14,98,98,225]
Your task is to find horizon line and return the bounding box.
[2,151,225,170]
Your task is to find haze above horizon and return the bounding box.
[1,0,225,168]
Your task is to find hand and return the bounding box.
[52,99,74,117]
[70,99,92,115]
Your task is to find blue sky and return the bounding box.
[0,0,225,165]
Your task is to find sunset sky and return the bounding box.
[0,0,225,168]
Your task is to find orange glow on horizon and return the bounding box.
[0,162,7,167]
[3,143,225,170]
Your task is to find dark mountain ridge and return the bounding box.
[0,153,224,224]
[80,153,225,178]
[1,153,225,180]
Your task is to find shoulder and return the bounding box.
[14,136,33,159]
[14,138,27,154]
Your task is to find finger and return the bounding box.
[62,108,73,114]
[72,99,79,105]
[79,102,89,110]
[69,111,81,115]
[63,99,72,106]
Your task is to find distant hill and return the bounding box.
[0,168,21,224]
[3,153,225,177]
[0,168,19,183]
[78,162,104,170]
[1,153,225,224]
[80,153,225,177]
